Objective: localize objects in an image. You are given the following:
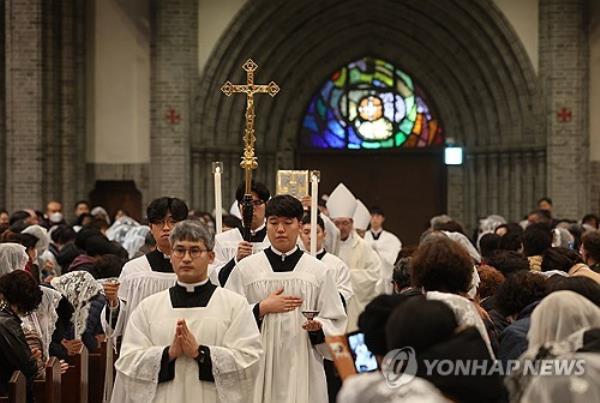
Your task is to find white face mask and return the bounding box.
[49,212,63,223]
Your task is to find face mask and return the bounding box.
[49,212,63,223]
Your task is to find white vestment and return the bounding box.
[225,250,348,403]
[338,231,381,332]
[101,253,176,340]
[209,226,270,285]
[365,229,402,294]
[318,251,353,304]
[111,287,263,403]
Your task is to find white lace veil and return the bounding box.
[0,243,29,275]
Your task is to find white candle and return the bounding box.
[213,162,223,234]
[310,171,320,256]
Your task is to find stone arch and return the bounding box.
[192,0,543,229]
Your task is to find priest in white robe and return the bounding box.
[298,213,353,306]
[225,195,347,403]
[364,206,402,294]
[112,220,263,403]
[210,181,271,286]
[101,197,188,341]
[326,184,381,332]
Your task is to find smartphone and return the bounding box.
[346,331,378,373]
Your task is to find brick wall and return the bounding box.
[148,0,198,202]
[540,0,590,219]
[4,0,44,211]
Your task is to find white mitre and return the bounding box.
[229,200,242,219]
[326,183,357,219]
[353,199,371,231]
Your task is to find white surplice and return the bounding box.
[111,287,263,403]
[209,226,270,285]
[101,253,176,340]
[318,250,353,304]
[338,231,381,332]
[225,250,347,403]
[365,229,402,294]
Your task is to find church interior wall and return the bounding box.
[492,0,539,72]
[589,0,600,213]
[86,0,150,165]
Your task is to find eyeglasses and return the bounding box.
[151,218,178,228]
[172,246,209,259]
[241,199,265,206]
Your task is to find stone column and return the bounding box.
[540,0,590,218]
[149,0,198,201]
[4,0,44,211]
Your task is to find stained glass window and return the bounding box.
[302,57,443,149]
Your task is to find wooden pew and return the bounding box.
[33,357,61,403]
[88,342,106,403]
[0,371,27,403]
[61,347,89,403]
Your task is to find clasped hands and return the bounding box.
[168,319,200,361]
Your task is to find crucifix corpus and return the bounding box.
[221,59,280,241]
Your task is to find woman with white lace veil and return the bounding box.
[0,243,64,372]
[506,292,600,402]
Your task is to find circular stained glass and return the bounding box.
[302,57,443,149]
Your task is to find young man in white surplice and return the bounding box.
[225,195,347,403]
[111,220,263,403]
[101,197,190,342]
[209,180,271,287]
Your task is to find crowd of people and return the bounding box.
[1,187,600,402]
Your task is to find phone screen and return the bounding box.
[347,331,378,373]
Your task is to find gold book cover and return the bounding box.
[276,170,309,199]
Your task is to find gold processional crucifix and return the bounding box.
[221,59,279,239]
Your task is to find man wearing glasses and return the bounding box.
[210,180,272,286]
[102,197,189,343]
[112,220,262,403]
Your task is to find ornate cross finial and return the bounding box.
[221,59,279,194]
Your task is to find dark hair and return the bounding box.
[9,211,30,226]
[146,197,189,223]
[582,231,600,263]
[0,270,43,314]
[265,195,303,220]
[582,214,599,228]
[393,257,412,290]
[386,298,458,353]
[222,214,242,229]
[74,200,90,209]
[410,237,474,294]
[75,213,94,227]
[485,250,529,277]
[370,206,385,216]
[541,247,582,272]
[522,223,553,256]
[497,231,523,252]
[92,254,126,280]
[545,276,600,306]
[5,232,38,250]
[235,180,270,203]
[479,233,501,260]
[537,197,553,206]
[494,271,546,317]
[50,225,76,245]
[300,212,325,230]
[477,265,505,300]
[528,209,552,224]
[434,220,465,235]
[358,294,412,356]
[84,217,110,232]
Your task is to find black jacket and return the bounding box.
[0,308,37,403]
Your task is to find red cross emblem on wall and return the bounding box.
[557,107,572,123]
[165,108,181,125]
